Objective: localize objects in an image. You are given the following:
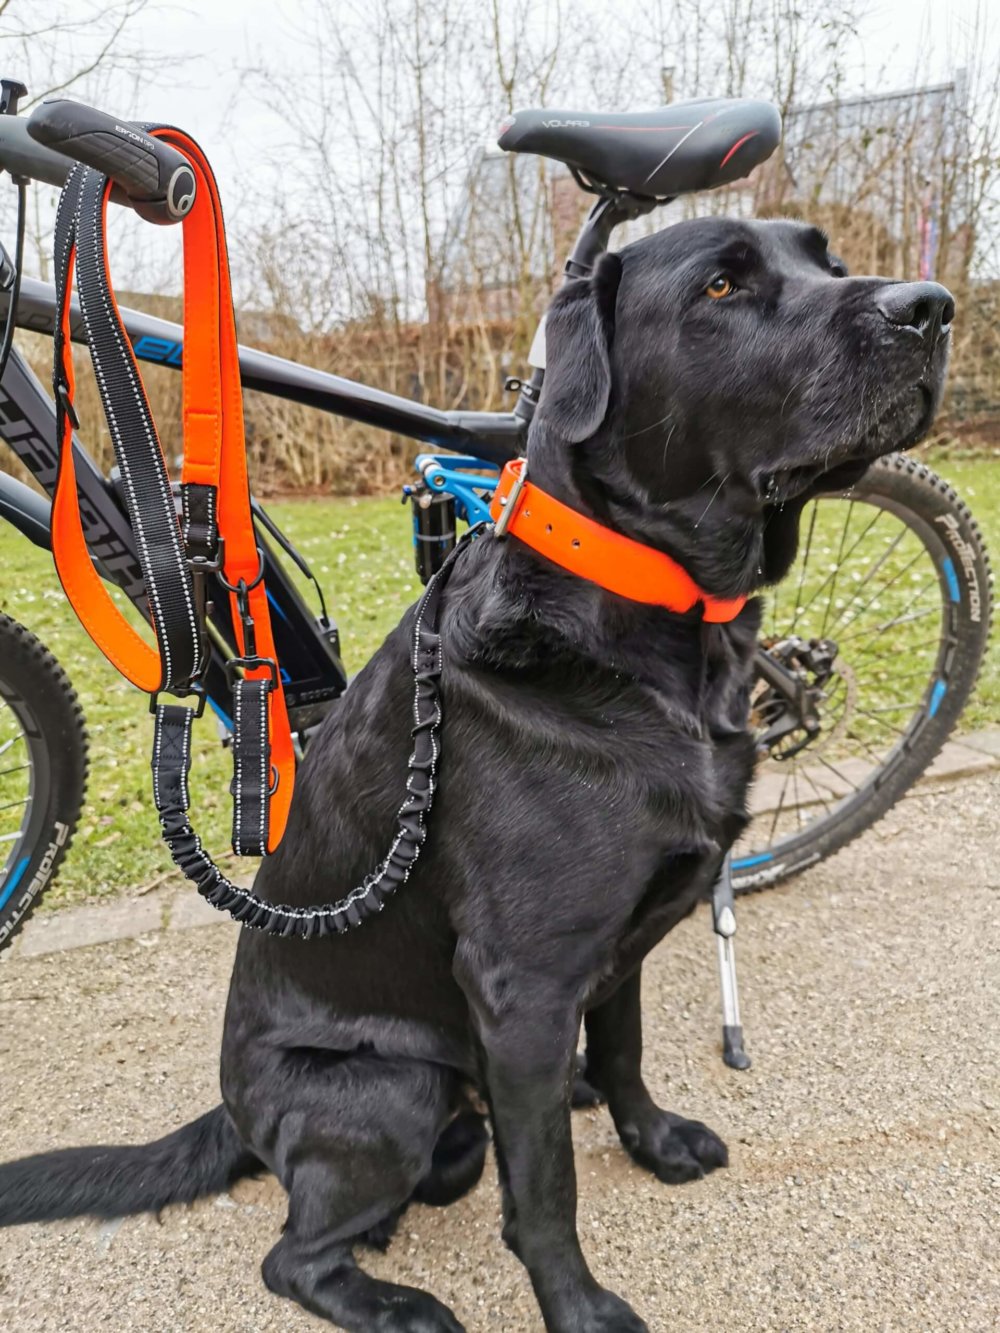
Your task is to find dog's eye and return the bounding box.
[829,259,848,278]
[706,276,734,299]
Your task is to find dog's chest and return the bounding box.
[591,690,757,988]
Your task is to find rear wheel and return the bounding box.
[0,614,88,953]
[732,454,993,894]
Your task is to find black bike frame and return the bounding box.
[0,185,651,729]
[0,279,526,730]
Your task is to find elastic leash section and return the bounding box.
[150,539,466,937]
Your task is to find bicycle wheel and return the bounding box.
[0,613,88,953]
[732,454,993,894]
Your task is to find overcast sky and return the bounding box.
[8,0,998,294]
[83,0,999,205]
[121,0,991,110]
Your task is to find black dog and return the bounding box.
[0,218,952,1332]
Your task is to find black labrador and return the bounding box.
[0,218,953,1333]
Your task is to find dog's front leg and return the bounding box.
[456,951,648,1333]
[584,967,728,1184]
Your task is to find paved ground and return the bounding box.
[1,771,998,1332]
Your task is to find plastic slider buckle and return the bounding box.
[148,685,208,718]
[56,382,81,431]
[225,655,279,692]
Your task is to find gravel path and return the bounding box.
[1,772,998,1332]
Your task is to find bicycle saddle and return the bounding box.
[497,97,781,199]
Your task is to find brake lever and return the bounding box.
[0,79,27,119]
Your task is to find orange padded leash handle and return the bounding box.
[155,128,295,847]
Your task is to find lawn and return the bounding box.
[0,452,996,910]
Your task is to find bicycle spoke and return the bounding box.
[873,667,950,687]
[819,499,855,637]
[792,763,803,826]
[786,505,886,625]
[811,751,863,794]
[853,707,909,739]
[0,764,30,779]
[861,702,926,714]
[766,767,793,845]
[827,544,923,637]
[0,797,29,813]
[794,761,839,810]
[789,502,819,635]
[837,602,940,645]
[844,728,891,767]
[849,637,943,667]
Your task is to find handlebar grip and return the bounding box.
[26,98,196,225]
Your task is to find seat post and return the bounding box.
[562,193,637,280]
[514,190,663,428]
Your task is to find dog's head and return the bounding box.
[531,217,953,596]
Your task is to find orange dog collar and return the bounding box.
[489,459,747,623]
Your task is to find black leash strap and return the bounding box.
[151,536,468,937]
[231,678,273,857]
[53,162,203,694]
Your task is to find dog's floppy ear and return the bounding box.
[538,251,623,443]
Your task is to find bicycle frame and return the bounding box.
[0,277,529,731]
[0,186,653,730]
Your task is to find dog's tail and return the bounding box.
[0,1105,259,1226]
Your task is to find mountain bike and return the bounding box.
[0,86,992,955]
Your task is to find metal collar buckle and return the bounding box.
[492,458,529,539]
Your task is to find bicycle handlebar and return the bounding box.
[0,113,73,189]
[0,98,197,225]
[26,99,196,224]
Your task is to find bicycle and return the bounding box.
[0,85,992,957]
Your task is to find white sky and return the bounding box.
[127,0,991,162]
[8,0,999,294]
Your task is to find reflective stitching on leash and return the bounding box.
[152,536,465,935]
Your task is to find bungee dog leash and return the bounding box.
[46,113,469,937]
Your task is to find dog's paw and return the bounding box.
[618,1110,728,1185]
[546,1286,649,1332]
[370,1290,466,1333]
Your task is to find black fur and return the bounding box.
[0,218,952,1333]
[0,1106,256,1223]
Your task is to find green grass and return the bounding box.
[0,496,419,908]
[0,454,995,911]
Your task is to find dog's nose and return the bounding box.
[876,281,954,342]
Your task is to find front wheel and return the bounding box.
[732,454,993,895]
[0,614,88,953]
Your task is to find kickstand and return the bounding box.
[712,853,751,1070]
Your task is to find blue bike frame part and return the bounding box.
[412,454,501,526]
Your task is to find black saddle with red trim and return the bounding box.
[497,97,781,199]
